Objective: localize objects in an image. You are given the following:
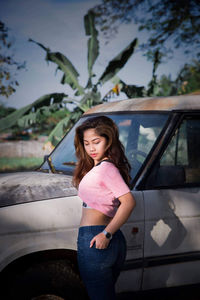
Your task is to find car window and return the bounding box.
[148,115,200,187]
[41,113,168,181]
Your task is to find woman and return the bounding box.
[73,116,136,300]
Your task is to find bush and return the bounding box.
[0,157,43,173]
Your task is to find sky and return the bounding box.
[0,0,188,109]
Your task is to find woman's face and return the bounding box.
[83,128,108,165]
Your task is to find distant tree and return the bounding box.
[149,60,200,97]
[0,103,16,118]
[176,60,200,94]
[156,74,178,96]
[93,0,200,59]
[0,21,25,98]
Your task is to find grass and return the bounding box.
[0,157,43,173]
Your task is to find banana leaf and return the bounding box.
[46,115,71,147]
[152,50,163,78]
[47,52,84,95]
[84,11,99,88]
[79,90,101,109]
[99,38,138,85]
[119,79,145,98]
[17,112,37,128]
[46,109,83,147]
[38,104,58,117]
[46,90,102,147]
[16,103,64,129]
[0,93,67,131]
[147,50,162,96]
[29,39,84,96]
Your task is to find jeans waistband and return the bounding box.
[78,225,122,238]
[79,225,106,233]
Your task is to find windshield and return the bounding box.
[41,113,168,180]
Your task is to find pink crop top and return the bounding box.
[78,161,130,217]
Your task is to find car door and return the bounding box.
[141,113,200,290]
[114,115,145,293]
[116,113,168,293]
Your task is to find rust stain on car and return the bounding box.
[85,95,200,114]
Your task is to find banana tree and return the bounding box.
[0,92,68,131]
[103,49,164,100]
[33,11,138,147]
[146,49,164,96]
[0,10,138,147]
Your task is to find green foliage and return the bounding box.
[107,49,162,99]
[99,38,138,84]
[176,60,200,95]
[156,75,177,96]
[46,109,82,146]
[93,0,200,60]
[146,49,164,96]
[0,21,25,98]
[120,80,144,98]
[0,93,67,132]
[27,11,138,146]
[105,57,200,99]
[29,39,85,96]
[2,10,139,147]
[0,157,43,173]
[84,10,99,88]
[0,104,16,118]
[150,60,200,97]
[103,76,145,100]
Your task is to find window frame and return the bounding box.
[139,111,200,191]
[39,111,169,182]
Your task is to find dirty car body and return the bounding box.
[1,95,200,298]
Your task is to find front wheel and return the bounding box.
[4,259,88,300]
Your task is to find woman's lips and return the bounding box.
[90,153,97,157]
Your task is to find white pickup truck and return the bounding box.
[1,95,200,299]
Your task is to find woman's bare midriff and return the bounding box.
[80,207,112,227]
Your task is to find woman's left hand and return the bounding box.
[90,233,110,249]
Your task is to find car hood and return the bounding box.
[0,171,77,207]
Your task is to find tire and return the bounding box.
[4,259,88,300]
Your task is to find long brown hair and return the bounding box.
[73,115,131,188]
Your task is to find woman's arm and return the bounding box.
[105,192,136,235]
[90,192,136,249]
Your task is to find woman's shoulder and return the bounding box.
[98,160,119,174]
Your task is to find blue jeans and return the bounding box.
[77,225,126,300]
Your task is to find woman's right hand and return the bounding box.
[90,232,110,249]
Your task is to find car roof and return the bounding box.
[84,95,200,114]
